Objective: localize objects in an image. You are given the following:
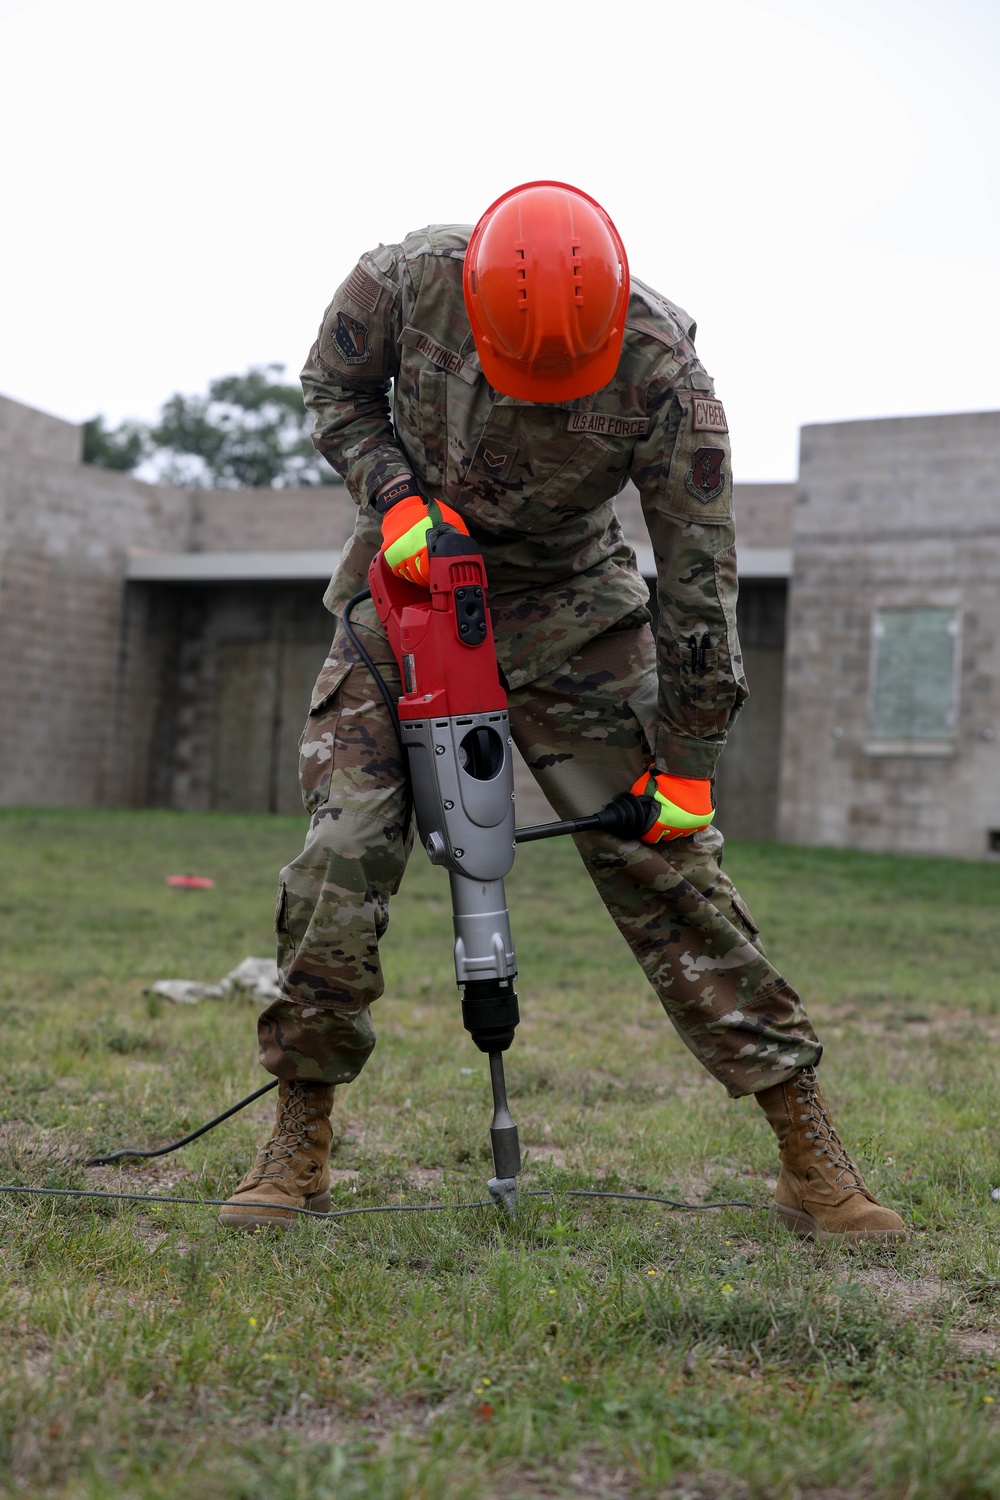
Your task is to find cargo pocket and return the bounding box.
[273,879,293,979]
[299,656,354,816]
[731,893,760,943]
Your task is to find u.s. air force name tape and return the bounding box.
[566,412,650,437]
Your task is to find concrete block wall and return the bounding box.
[187,485,350,553]
[0,379,798,823]
[0,391,81,467]
[32,381,995,857]
[0,392,352,811]
[778,411,1000,858]
[734,482,795,550]
[614,478,793,555]
[0,396,190,807]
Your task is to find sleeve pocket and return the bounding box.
[661,391,734,525]
[679,638,721,734]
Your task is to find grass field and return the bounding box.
[1,807,998,1499]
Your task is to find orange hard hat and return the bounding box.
[463,181,630,403]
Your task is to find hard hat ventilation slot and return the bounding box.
[571,242,583,304]
[516,247,527,303]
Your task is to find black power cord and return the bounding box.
[85,1079,279,1165]
[5,1081,753,1220]
[0,1185,752,1218]
[340,587,401,744]
[341,585,414,844]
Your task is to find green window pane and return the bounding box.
[871,609,959,740]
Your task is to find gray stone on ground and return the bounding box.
[147,957,280,1006]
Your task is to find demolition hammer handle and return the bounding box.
[514,791,654,845]
[514,817,602,844]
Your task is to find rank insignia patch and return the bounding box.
[685,447,727,503]
[474,436,518,480]
[691,396,729,433]
[334,311,372,364]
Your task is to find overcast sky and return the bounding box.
[1,0,998,480]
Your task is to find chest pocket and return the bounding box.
[461,412,627,533]
[393,362,449,488]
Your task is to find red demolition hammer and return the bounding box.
[360,525,654,1210]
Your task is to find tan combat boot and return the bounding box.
[219,1080,335,1231]
[756,1067,907,1245]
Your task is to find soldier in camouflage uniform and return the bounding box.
[222,183,905,1244]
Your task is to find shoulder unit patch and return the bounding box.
[334,311,372,364]
[685,447,727,503]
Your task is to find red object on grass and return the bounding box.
[165,875,215,889]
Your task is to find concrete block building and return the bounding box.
[778,411,1000,858]
[2,390,997,856]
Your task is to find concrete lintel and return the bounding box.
[737,547,792,578]
[126,549,342,581]
[127,543,793,585]
[864,739,957,758]
[633,545,792,579]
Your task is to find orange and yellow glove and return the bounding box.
[630,766,715,844]
[380,494,469,586]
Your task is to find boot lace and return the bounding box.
[250,1082,323,1185]
[792,1068,866,1191]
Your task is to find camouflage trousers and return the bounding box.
[258,602,822,1098]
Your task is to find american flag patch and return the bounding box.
[344,264,382,313]
[691,396,728,433]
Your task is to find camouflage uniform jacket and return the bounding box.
[301,225,747,779]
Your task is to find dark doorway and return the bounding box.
[713,581,787,840]
[129,581,334,814]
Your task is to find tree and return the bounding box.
[82,414,149,472]
[82,364,339,489]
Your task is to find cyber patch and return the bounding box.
[691,396,728,433]
[334,311,372,364]
[685,447,727,503]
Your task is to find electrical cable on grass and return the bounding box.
[67,1073,753,1219]
[0,1184,753,1217]
[15,1049,754,1218]
[85,1079,279,1165]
